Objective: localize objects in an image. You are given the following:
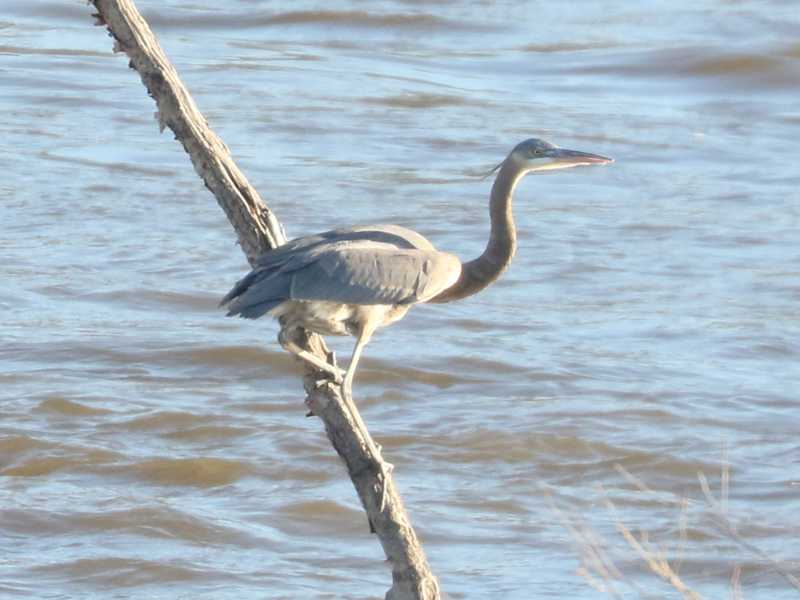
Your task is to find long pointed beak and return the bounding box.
[551,148,614,167]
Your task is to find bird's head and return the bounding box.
[488,137,613,178]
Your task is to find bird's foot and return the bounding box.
[313,375,344,393]
[317,363,345,384]
[279,330,344,383]
[306,362,343,385]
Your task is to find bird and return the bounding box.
[221,138,612,399]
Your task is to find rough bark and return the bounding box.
[88,2,440,599]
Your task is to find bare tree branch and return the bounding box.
[90,1,285,263]
[88,1,441,598]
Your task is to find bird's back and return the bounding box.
[256,224,436,263]
[221,225,461,328]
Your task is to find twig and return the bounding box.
[545,491,628,599]
[599,486,705,600]
[730,566,744,600]
[616,462,800,592]
[698,471,800,591]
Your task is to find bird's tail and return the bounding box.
[219,270,260,308]
[220,267,290,319]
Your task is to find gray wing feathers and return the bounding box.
[221,267,290,318]
[235,299,284,320]
[252,224,434,268]
[289,248,459,305]
[222,240,460,319]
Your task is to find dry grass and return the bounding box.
[548,447,800,598]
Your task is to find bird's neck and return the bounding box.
[431,161,523,303]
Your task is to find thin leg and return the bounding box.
[341,331,369,400]
[278,327,344,382]
[338,329,394,511]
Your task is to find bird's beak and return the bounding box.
[550,147,614,167]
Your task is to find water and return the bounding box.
[2,1,800,598]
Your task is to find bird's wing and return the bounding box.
[288,245,461,305]
[252,224,435,269]
[222,241,461,318]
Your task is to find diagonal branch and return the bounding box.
[90,0,285,264]
[88,2,440,599]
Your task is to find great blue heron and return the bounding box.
[221,138,612,398]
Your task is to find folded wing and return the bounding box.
[222,237,461,319]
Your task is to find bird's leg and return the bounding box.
[340,328,394,511]
[278,327,344,383]
[341,330,369,401]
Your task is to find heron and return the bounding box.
[221,138,612,398]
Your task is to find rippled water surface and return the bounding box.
[2,1,800,598]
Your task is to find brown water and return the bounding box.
[2,1,800,598]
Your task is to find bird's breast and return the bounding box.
[272,300,412,338]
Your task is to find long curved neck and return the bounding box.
[431,161,525,303]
